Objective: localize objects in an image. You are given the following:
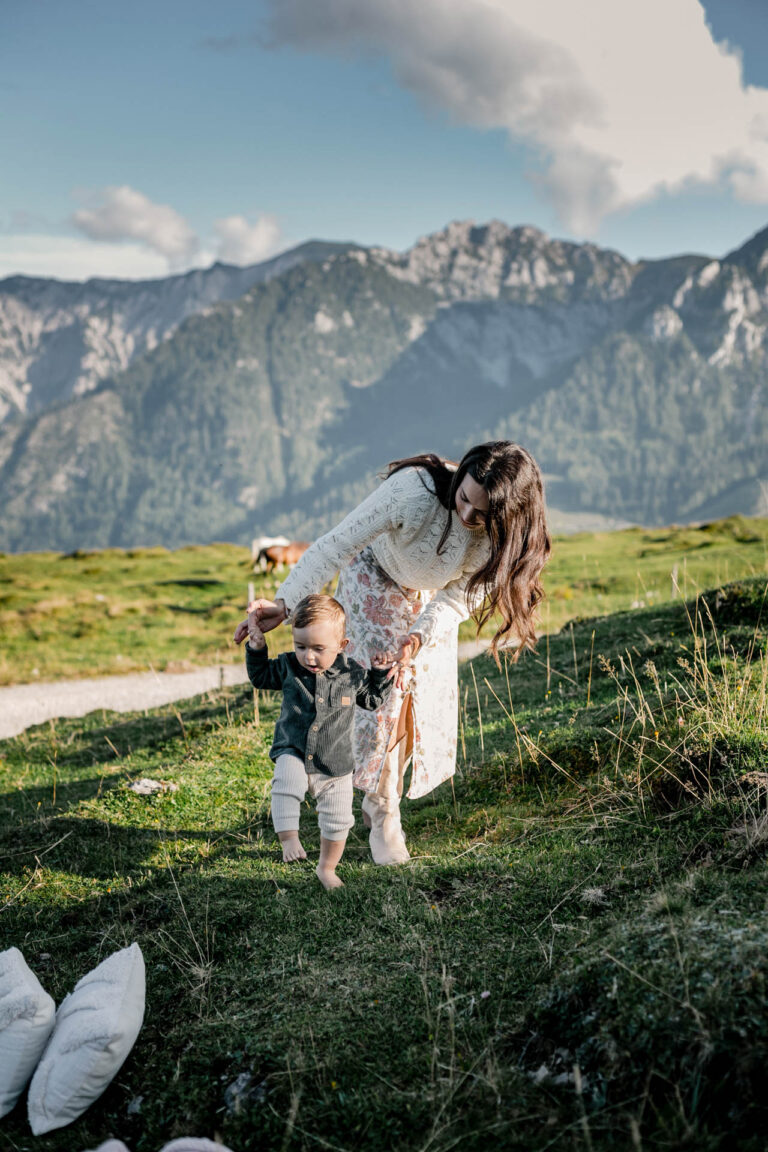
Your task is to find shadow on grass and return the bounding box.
[0,772,126,820]
[0,859,493,1152]
[6,691,256,769]
[0,808,277,880]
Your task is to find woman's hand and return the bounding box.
[233,598,287,645]
[386,633,422,690]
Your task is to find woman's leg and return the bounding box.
[362,694,409,828]
[334,549,423,862]
[363,692,413,865]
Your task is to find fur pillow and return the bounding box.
[27,943,145,1135]
[0,947,56,1118]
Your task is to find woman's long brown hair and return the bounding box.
[386,443,551,662]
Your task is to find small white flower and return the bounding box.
[580,886,607,905]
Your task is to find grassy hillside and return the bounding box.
[0,544,286,686]
[0,514,766,685]
[1,575,766,1150]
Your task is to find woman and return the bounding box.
[234,441,551,865]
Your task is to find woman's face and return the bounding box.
[455,472,489,530]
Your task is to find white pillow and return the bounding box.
[28,943,145,1135]
[161,1142,235,1152]
[0,947,56,1118]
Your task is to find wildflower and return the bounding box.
[580,886,607,905]
[480,990,491,999]
[331,1081,338,1090]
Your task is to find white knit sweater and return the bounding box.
[275,467,490,647]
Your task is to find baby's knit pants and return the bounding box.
[271,753,354,841]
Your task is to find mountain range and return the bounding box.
[0,219,766,552]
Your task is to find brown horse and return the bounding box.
[251,534,289,567]
[256,540,310,574]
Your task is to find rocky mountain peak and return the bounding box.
[373,218,634,302]
[723,223,768,281]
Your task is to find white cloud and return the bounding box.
[1,198,284,281]
[71,185,200,270]
[0,235,171,281]
[264,0,768,232]
[68,187,282,274]
[213,213,282,264]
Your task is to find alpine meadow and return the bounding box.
[1,558,767,1149]
[2,221,768,1152]
[9,0,768,1147]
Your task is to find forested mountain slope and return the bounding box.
[0,220,766,551]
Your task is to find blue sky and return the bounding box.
[3,0,768,279]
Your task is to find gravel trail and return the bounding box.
[0,641,492,740]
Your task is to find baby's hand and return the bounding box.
[247,610,266,648]
[372,651,395,669]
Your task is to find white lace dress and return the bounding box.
[275,467,489,798]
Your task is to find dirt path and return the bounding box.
[0,641,492,740]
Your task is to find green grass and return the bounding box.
[1,575,767,1150]
[540,512,768,633]
[1,514,766,686]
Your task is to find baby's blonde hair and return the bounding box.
[292,594,346,637]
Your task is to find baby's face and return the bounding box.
[292,619,347,673]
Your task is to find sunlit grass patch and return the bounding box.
[0,542,289,684]
[2,515,767,685]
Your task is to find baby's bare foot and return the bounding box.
[281,836,307,862]
[316,865,344,890]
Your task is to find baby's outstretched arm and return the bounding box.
[243,617,284,691]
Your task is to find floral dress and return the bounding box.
[336,547,459,800]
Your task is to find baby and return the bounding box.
[244,593,394,889]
